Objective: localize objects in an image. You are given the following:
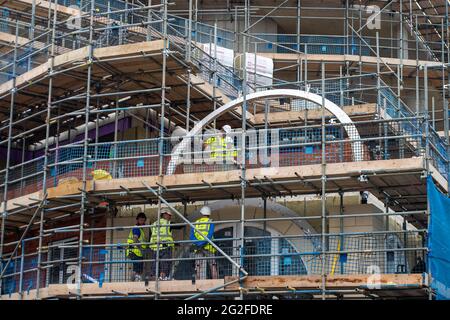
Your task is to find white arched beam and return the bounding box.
[167,89,362,175]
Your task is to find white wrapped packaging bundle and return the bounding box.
[202,43,234,67]
[235,52,274,93]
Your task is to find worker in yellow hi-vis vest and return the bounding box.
[149,209,183,280]
[190,206,218,279]
[203,125,237,165]
[127,212,148,282]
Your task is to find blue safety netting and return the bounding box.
[427,176,450,300]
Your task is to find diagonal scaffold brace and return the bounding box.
[141,181,248,300]
[0,194,48,279]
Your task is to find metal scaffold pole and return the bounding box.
[0,20,19,296]
[445,0,450,192]
[76,0,96,298]
[296,0,301,89]
[35,0,58,299]
[185,0,192,131]
[154,0,169,300]
[238,0,250,301]
[320,61,327,300]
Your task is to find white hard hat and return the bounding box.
[222,125,232,134]
[161,208,172,216]
[200,206,211,216]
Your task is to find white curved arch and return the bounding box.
[167,89,362,175]
[186,198,318,235]
[185,198,319,274]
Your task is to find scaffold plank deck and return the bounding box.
[1,157,433,216]
[225,274,426,290]
[0,279,225,300]
[0,274,427,300]
[261,52,443,69]
[253,103,377,125]
[0,40,166,97]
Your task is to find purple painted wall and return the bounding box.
[1,117,132,164]
[0,146,33,163]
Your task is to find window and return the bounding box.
[279,238,307,275]
[46,238,78,285]
[214,224,308,277]
[385,234,408,274]
[171,224,308,279]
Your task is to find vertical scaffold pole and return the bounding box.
[345,0,349,55]
[376,31,380,116]
[147,0,152,41]
[320,61,327,300]
[0,20,19,297]
[296,0,301,89]
[424,63,432,300]
[76,0,96,298]
[186,0,193,131]
[424,64,429,174]
[238,0,250,301]
[441,15,450,193]
[35,0,58,298]
[155,0,169,300]
[29,0,36,71]
[399,0,403,85]
[447,0,450,64]
[213,21,218,129]
[187,0,192,63]
[339,191,344,275]
[415,14,420,118]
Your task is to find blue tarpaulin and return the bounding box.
[427,176,450,300]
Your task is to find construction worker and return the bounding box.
[149,209,177,280]
[126,212,148,282]
[190,206,218,280]
[203,125,237,165]
[109,21,120,46]
[411,256,426,273]
[360,190,369,204]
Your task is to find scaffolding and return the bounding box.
[0,0,449,300]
